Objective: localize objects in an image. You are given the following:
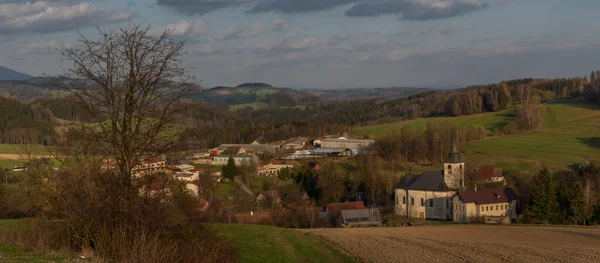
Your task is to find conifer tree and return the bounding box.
[568,181,588,225]
[530,168,559,223]
[222,157,238,182]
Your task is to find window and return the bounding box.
[402,196,406,204]
[485,206,488,211]
[429,199,434,207]
[410,197,414,206]
[395,195,398,204]
[481,206,484,212]
[420,198,424,206]
[447,165,452,175]
[496,205,499,210]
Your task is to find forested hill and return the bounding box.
[0,66,33,81]
[0,97,55,145]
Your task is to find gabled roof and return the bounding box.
[222,146,243,155]
[445,141,464,163]
[473,168,503,181]
[341,208,382,223]
[395,171,449,191]
[330,132,358,139]
[457,188,517,205]
[253,136,269,145]
[327,201,365,218]
[285,136,308,145]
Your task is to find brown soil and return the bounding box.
[304,225,600,263]
[0,154,52,160]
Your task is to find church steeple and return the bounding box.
[444,140,465,190]
[445,140,464,164]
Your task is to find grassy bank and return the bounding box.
[211,224,355,263]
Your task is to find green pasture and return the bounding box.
[230,102,269,111]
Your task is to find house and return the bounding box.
[453,188,518,223]
[281,137,308,150]
[471,168,505,184]
[308,162,321,171]
[257,191,282,207]
[283,191,310,207]
[218,144,279,154]
[340,208,382,227]
[395,142,465,220]
[130,157,166,177]
[212,155,259,166]
[285,150,311,159]
[256,164,293,176]
[320,139,374,154]
[175,164,195,171]
[252,136,269,145]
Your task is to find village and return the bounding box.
[118,132,519,228]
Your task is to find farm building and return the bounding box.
[310,148,354,157]
[320,139,374,154]
[453,188,518,223]
[256,164,293,176]
[212,154,259,166]
[218,144,279,154]
[281,136,308,150]
[471,167,505,184]
[252,136,269,145]
[340,208,382,227]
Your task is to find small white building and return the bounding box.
[212,155,259,166]
[256,164,294,176]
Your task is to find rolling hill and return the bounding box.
[0,66,33,81]
[355,98,600,172]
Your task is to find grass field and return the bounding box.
[230,102,269,111]
[306,225,600,263]
[356,98,600,172]
[0,220,77,263]
[0,159,24,168]
[211,224,354,263]
[355,108,515,137]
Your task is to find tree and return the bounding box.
[591,71,596,82]
[530,168,559,223]
[57,24,197,192]
[222,157,238,182]
[515,104,541,131]
[569,181,589,225]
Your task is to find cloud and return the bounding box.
[148,20,205,37]
[215,20,288,41]
[18,40,70,55]
[345,0,486,20]
[256,33,347,53]
[158,0,500,20]
[0,1,135,34]
[156,0,254,15]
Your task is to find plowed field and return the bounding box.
[305,225,600,263]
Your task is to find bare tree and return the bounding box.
[56,24,198,192]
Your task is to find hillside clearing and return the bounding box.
[305,225,600,263]
[211,224,354,263]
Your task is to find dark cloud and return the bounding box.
[345,0,486,20]
[249,0,355,13]
[156,0,254,15]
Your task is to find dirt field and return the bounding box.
[0,154,52,160]
[305,225,600,263]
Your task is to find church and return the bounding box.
[394,142,465,220]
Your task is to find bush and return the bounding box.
[8,159,235,263]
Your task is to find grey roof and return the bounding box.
[330,132,358,139]
[445,141,464,163]
[395,171,449,191]
[341,208,382,223]
[253,137,269,145]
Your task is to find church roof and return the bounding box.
[395,171,449,191]
[445,141,464,163]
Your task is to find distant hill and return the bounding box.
[306,87,431,101]
[0,66,34,81]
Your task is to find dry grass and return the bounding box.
[305,225,600,263]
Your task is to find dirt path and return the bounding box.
[304,225,600,263]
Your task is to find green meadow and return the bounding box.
[230,102,269,111]
[356,98,600,173]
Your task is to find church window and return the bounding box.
[410,197,414,206]
[420,198,424,206]
[429,199,434,207]
[395,195,398,204]
[447,165,452,175]
[402,196,406,204]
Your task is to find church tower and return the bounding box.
[444,141,465,190]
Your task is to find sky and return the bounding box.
[1,0,600,89]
